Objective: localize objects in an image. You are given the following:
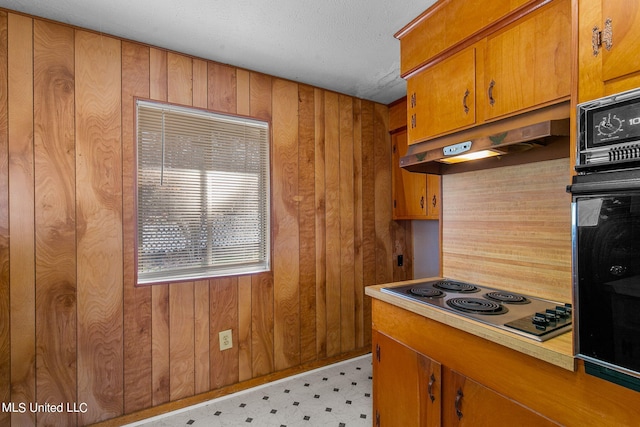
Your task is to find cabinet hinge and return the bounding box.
[376,343,381,362]
[592,18,613,56]
[392,144,396,154]
[376,410,381,427]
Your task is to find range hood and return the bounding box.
[400,103,571,174]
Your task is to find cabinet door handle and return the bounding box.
[428,373,436,403]
[432,194,437,208]
[455,388,464,420]
[420,196,425,210]
[462,89,470,114]
[488,80,496,106]
[592,18,613,56]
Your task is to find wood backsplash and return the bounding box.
[0,10,412,426]
[442,157,572,302]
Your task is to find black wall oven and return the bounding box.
[569,88,640,391]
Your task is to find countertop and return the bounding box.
[366,278,576,371]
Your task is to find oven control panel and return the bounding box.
[577,87,640,172]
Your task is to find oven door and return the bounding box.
[570,170,640,384]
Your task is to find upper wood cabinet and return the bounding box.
[402,0,571,145]
[483,0,571,120]
[578,0,640,102]
[601,0,640,83]
[407,47,477,143]
[398,0,531,75]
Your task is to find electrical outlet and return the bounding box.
[219,329,233,351]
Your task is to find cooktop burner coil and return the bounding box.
[433,280,479,293]
[446,297,509,315]
[484,291,530,304]
[408,288,446,298]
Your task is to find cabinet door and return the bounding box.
[484,0,571,120]
[426,174,441,220]
[442,368,561,427]
[602,0,640,83]
[407,47,476,144]
[392,130,427,219]
[373,331,441,427]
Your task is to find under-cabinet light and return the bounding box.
[438,149,503,164]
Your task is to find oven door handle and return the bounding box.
[567,178,640,194]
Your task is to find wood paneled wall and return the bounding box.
[0,10,413,426]
[442,157,572,302]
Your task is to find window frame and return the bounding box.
[134,98,272,286]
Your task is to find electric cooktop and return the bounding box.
[381,279,572,342]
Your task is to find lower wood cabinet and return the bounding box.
[373,330,560,426]
[373,330,440,427]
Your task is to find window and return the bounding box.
[136,100,270,284]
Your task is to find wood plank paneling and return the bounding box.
[352,99,365,348]
[298,84,317,363]
[235,74,252,381]
[314,89,327,359]
[252,272,274,377]
[194,280,210,393]
[360,101,376,347]
[373,103,393,285]
[208,62,236,114]
[324,91,341,357]
[122,41,153,414]
[210,277,239,389]
[443,158,572,302]
[237,276,252,381]
[167,51,196,403]
[192,60,210,394]
[150,48,167,102]
[33,20,76,427]
[8,12,36,427]
[339,95,355,353]
[75,30,123,425]
[236,68,250,115]
[0,13,9,427]
[249,72,274,379]
[249,72,272,121]
[169,282,195,400]
[1,12,402,426]
[152,285,170,405]
[168,52,193,106]
[192,58,208,109]
[149,47,171,408]
[272,78,301,370]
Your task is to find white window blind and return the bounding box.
[136,100,270,284]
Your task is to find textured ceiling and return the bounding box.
[0,0,437,104]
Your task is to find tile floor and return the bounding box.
[126,354,373,427]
